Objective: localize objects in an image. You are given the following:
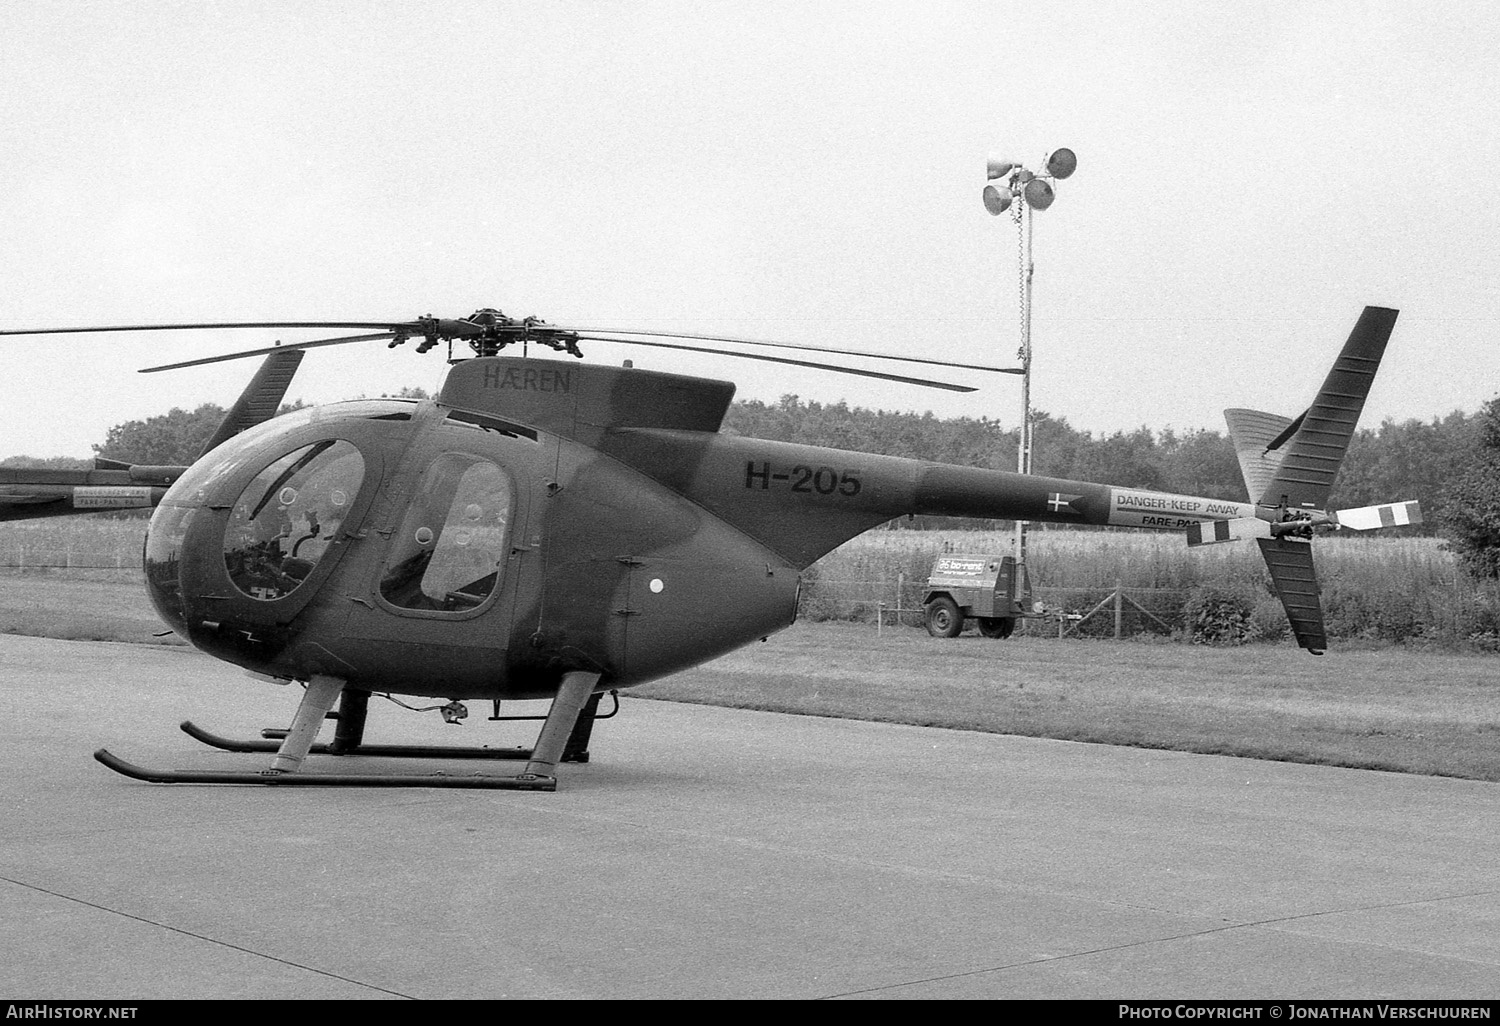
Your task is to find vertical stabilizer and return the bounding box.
[1257,536,1326,654]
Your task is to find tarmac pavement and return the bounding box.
[1,634,1496,1000]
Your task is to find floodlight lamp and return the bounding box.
[1044,148,1077,180]
[982,184,1012,215]
[986,158,1017,180]
[1023,178,1055,210]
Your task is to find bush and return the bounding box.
[1247,595,1291,643]
[1183,586,1254,646]
[1439,396,1500,579]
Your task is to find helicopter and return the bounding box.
[0,305,1419,790]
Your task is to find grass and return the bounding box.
[632,622,1500,782]
[0,515,147,569]
[0,570,181,645]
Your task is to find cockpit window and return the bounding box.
[223,440,365,601]
[380,454,512,613]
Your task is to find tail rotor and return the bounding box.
[1196,307,1409,654]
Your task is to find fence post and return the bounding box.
[1114,579,1123,640]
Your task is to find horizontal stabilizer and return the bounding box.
[1334,501,1422,531]
[1185,517,1271,547]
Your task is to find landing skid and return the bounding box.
[95,672,607,790]
[92,749,559,789]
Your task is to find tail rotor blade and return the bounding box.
[1333,501,1422,531]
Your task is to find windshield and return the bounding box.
[223,439,366,602]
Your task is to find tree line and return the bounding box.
[4,388,1495,576]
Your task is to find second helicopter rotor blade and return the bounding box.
[139,332,401,373]
[572,335,978,392]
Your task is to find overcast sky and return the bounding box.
[2,1,1496,457]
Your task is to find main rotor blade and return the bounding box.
[139,332,400,373]
[572,335,977,392]
[563,326,1023,376]
[0,320,409,338]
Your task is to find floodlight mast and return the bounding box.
[984,148,1076,573]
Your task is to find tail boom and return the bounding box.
[911,467,1256,531]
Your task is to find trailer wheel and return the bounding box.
[924,597,963,638]
[978,616,1016,639]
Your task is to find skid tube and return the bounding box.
[93,749,559,789]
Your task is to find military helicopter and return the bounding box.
[0,306,1419,790]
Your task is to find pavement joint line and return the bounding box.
[0,873,416,1000]
[818,888,1500,1000]
[452,800,1458,925]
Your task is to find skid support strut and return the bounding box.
[523,671,602,781]
[329,687,370,755]
[270,675,345,772]
[95,671,607,790]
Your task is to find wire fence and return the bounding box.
[0,550,140,570]
[803,574,1190,639]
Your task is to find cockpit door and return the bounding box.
[331,429,536,697]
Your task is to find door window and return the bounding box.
[380,454,512,612]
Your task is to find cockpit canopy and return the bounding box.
[143,401,412,633]
[143,398,521,652]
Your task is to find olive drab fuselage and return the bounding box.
[142,355,1259,702]
[143,395,802,702]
